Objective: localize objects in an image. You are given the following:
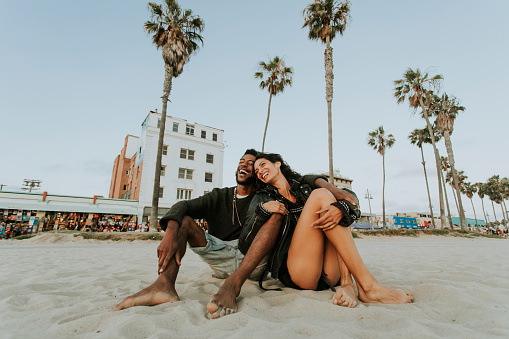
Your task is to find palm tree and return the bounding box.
[367,126,395,228]
[476,182,488,224]
[463,182,478,230]
[486,175,508,226]
[431,93,468,230]
[145,0,204,231]
[501,177,509,224]
[303,0,351,182]
[408,127,435,228]
[254,56,294,152]
[394,69,447,228]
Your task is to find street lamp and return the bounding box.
[364,189,373,229]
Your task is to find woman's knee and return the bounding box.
[308,188,335,204]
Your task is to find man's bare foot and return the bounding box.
[112,274,179,311]
[207,278,241,319]
[332,283,357,308]
[357,282,413,304]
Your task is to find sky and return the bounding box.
[1,0,508,221]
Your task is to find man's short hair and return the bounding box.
[243,149,258,157]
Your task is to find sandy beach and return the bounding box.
[1,233,508,338]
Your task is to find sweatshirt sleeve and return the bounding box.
[159,188,223,231]
[298,174,329,189]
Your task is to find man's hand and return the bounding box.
[262,201,289,215]
[314,178,359,210]
[157,224,180,274]
[311,205,344,231]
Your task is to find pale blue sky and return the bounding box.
[1,0,508,220]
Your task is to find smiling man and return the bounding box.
[113,149,267,310]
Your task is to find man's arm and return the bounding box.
[310,178,360,230]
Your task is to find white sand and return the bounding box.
[1,234,508,338]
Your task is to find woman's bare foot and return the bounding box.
[112,274,179,311]
[207,278,241,319]
[357,282,413,304]
[332,283,357,308]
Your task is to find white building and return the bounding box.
[109,110,224,225]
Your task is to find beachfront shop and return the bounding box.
[0,191,139,234]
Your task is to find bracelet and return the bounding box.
[330,200,361,227]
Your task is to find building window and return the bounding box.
[160,166,166,176]
[162,145,168,155]
[172,122,179,132]
[205,172,213,183]
[123,185,127,190]
[177,188,192,200]
[201,130,206,139]
[125,170,129,175]
[212,133,218,141]
[186,124,195,136]
[180,148,195,160]
[178,168,193,180]
[157,119,161,128]
[159,187,164,198]
[206,154,214,164]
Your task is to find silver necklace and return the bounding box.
[233,188,243,227]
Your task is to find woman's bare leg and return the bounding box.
[288,189,413,304]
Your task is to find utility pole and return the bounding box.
[21,179,42,193]
[365,189,374,230]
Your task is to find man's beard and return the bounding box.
[236,172,256,186]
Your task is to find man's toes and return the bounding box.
[207,300,219,314]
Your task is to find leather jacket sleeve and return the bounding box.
[238,192,274,254]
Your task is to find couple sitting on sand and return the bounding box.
[113,149,413,318]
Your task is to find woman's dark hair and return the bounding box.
[255,152,302,184]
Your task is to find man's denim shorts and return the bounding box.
[190,232,267,280]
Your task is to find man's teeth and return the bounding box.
[240,170,247,175]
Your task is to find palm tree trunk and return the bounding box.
[324,38,334,183]
[491,200,498,222]
[420,146,435,228]
[382,149,386,228]
[150,64,173,233]
[480,197,487,224]
[502,200,509,224]
[418,97,447,229]
[441,171,453,229]
[470,198,478,230]
[443,131,467,230]
[261,92,273,152]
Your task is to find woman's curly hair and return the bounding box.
[255,153,302,186]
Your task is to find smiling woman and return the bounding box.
[241,152,413,307]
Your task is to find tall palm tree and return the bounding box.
[408,127,435,228]
[145,0,204,231]
[367,126,395,228]
[485,175,503,223]
[476,182,488,224]
[446,169,467,228]
[431,93,468,230]
[254,56,294,152]
[441,156,458,213]
[463,182,478,230]
[501,177,509,224]
[303,0,351,182]
[394,69,447,228]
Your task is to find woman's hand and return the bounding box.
[311,205,344,231]
[262,201,289,215]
